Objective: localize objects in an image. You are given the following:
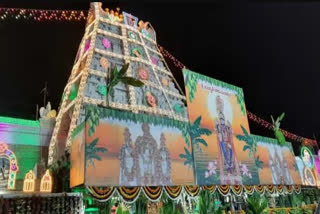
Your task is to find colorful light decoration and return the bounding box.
[0,142,18,190]
[158,44,318,146]
[40,169,53,192]
[23,170,35,192]
[0,8,87,22]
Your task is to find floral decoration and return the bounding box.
[240,163,252,179]
[100,57,109,70]
[138,67,149,80]
[205,161,217,178]
[146,92,157,107]
[151,56,158,65]
[102,38,111,49]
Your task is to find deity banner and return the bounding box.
[183,69,259,185]
[252,135,301,185]
[295,147,318,186]
[70,105,194,187]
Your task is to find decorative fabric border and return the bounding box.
[87,185,305,202]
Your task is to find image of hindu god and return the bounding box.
[213,95,241,184]
[302,148,314,168]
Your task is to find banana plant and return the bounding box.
[246,193,269,214]
[85,138,107,167]
[106,63,144,103]
[271,113,286,146]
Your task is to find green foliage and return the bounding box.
[98,85,108,96]
[271,113,286,146]
[133,195,147,214]
[115,205,130,214]
[237,125,264,169]
[179,147,193,167]
[69,83,79,101]
[180,116,212,168]
[86,105,103,136]
[189,116,212,150]
[289,208,303,214]
[85,138,107,167]
[184,71,197,103]
[237,125,257,158]
[255,156,264,169]
[246,193,269,214]
[107,63,144,97]
[160,194,180,214]
[195,190,229,214]
[49,151,71,193]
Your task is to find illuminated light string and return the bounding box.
[158,45,318,146]
[0,8,87,21]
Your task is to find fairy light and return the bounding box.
[23,170,36,192]
[158,45,318,146]
[0,8,87,22]
[40,169,53,192]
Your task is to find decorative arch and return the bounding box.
[0,142,18,190]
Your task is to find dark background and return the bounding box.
[0,0,319,151]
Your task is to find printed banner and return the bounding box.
[296,147,318,186]
[70,125,85,188]
[183,69,259,185]
[83,106,194,186]
[253,135,301,185]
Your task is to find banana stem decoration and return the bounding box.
[271,113,286,146]
[105,63,144,104]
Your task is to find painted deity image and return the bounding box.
[269,149,293,184]
[215,96,241,184]
[119,123,172,186]
[0,157,9,188]
[302,148,313,169]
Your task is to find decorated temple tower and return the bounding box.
[48,2,188,165]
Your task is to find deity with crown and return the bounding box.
[119,128,138,186]
[135,123,158,185]
[156,133,172,185]
[215,95,242,184]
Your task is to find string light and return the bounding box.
[158,45,318,146]
[23,170,35,192]
[40,169,53,192]
[0,8,87,22]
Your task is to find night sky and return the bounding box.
[0,1,319,150]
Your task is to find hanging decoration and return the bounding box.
[87,186,116,201]
[40,169,52,193]
[0,8,87,22]
[254,185,265,194]
[23,170,35,192]
[285,185,293,194]
[184,185,200,197]
[142,186,162,202]
[244,185,254,195]
[158,44,318,146]
[164,186,183,200]
[217,185,230,195]
[202,185,217,193]
[231,185,243,196]
[117,187,141,203]
[266,185,276,194]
